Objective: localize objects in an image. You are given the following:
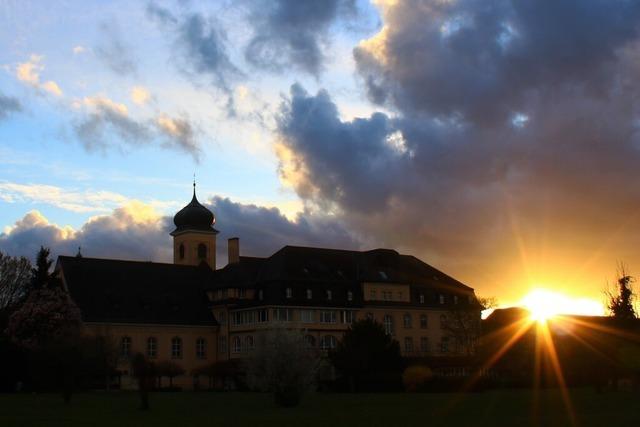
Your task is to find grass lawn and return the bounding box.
[0,388,638,427]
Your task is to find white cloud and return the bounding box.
[15,54,63,96]
[72,46,87,54]
[131,86,151,105]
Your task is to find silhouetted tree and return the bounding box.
[31,246,53,290]
[0,252,32,312]
[132,353,155,410]
[607,265,637,320]
[444,296,495,356]
[245,327,321,407]
[155,360,185,389]
[330,319,404,392]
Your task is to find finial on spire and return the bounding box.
[192,173,196,197]
[76,246,83,258]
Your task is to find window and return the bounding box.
[218,336,227,353]
[147,337,157,359]
[326,290,332,300]
[383,314,394,335]
[379,271,388,280]
[196,338,206,359]
[171,337,182,359]
[420,314,428,329]
[366,312,374,320]
[441,337,450,353]
[370,289,376,300]
[397,291,403,300]
[232,336,242,354]
[439,294,445,304]
[419,293,425,304]
[218,311,226,325]
[420,337,429,353]
[440,314,448,329]
[320,335,337,350]
[286,287,292,298]
[197,243,207,259]
[258,289,264,300]
[273,308,292,322]
[382,291,392,301]
[306,289,312,299]
[238,288,246,298]
[319,310,337,323]
[404,337,414,353]
[120,336,131,357]
[304,335,316,348]
[403,313,412,329]
[347,291,353,301]
[245,336,254,351]
[232,311,255,325]
[342,310,354,324]
[179,243,185,259]
[257,309,268,323]
[454,295,459,305]
[300,310,315,323]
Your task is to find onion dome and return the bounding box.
[171,183,217,235]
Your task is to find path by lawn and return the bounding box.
[0,388,638,427]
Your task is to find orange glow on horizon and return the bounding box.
[519,288,605,323]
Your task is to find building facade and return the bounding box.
[57,187,480,389]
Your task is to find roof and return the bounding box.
[57,256,217,326]
[171,188,218,235]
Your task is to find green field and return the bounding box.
[0,389,638,427]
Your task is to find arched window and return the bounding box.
[245,336,254,351]
[383,314,394,335]
[420,314,428,329]
[196,338,206,359]
[147,337,157,359]
[171,337,182,359]
[179,243,185,259]
[403,313,412,329]
[232,336,242,353]
[320,335,336,350]
[120,336,131,357]
[304,335,316,348]
[197,243,207,259]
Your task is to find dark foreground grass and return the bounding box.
[0,388,638,427]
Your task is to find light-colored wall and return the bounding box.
[86,322,217,390]
[172,231,217,268]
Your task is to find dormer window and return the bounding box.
[258,289,264,300]
[326,290,332,300]
[306,289,312,299]
[419,293,425,304]
[379,271,388,280]
[454,295,459,305]
[286,287,292,298]
[439,294,445,304]
[347,291,353,301]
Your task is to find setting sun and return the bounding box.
[520,288,605,322]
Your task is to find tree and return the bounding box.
[132,353,155,411]
[0,252,32,312]
[31,246,53,290]
[330,319,404,392]
[606,265,637,320]
[244,327,321,407]
[443,296,495,356]
[155,360,185,389]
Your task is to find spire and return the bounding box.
[76,246,83,258]
[193,173,196,198]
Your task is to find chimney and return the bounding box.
[228,237,240,264]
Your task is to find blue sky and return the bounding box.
[3,0,640,311]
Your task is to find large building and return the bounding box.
[56,186,479,389]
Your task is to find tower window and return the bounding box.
[197,243,207,259]
[179,243,185,259]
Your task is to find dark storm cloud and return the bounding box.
[276,0,640,297]
[95,22,138,76]
[0,92,21,120]
[354,0,640,125]
[244,0,357,76]
[146,3,241,90]
[0,197,360,267]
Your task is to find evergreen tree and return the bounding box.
[607,266,637,320]
[31,246,53,290]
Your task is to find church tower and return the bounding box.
[170,182,218,268]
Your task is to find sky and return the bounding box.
[2,0,640,313]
